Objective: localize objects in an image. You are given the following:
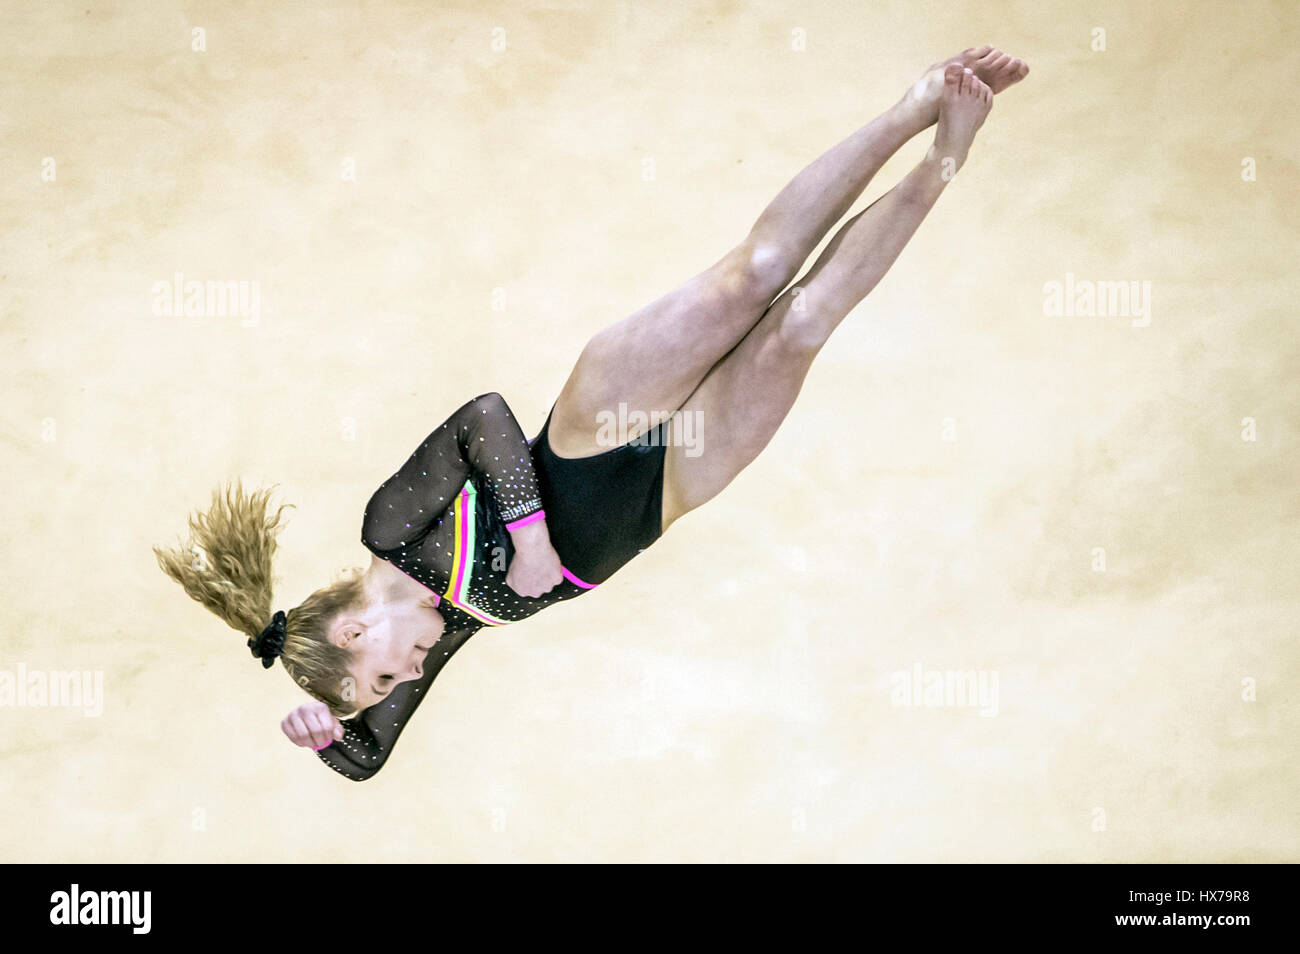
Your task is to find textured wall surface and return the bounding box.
[1,0,1295,862]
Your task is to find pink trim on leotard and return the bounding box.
[561,565,598,589]
[505,509,546,532]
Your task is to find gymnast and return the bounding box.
[156,48,1028,780]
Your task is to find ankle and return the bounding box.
[922,143,966,180]
[886,97,938,138]
[906,152,953,202]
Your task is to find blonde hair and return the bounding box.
[153,481,364,717]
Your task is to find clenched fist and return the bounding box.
[281,700,344,750]
[505,541,565,597]
[505,517,565,598]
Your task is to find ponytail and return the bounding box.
[155,481,366,717]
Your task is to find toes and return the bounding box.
[944,63,964,86]
[961,67,975,94]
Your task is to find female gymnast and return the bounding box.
[156,48,1029,780]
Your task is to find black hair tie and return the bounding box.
[249,610,288,669]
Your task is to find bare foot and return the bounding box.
[958,45,1030,94]
[925,65,993,173]
[899,45,1029,127]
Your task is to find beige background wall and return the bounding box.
[1,0,1295,862]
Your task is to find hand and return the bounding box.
[281,700,344,750]
[505,533,565,598]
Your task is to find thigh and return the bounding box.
[660,292,821,531]
[546,241,780,458]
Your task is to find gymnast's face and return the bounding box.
[330,599,445,709]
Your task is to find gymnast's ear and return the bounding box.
[326,613,370,651]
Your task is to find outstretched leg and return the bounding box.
[661,66,998,529]
[546,47,1028,457]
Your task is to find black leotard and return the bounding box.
[531,403,668,585]
[316,392,669,780]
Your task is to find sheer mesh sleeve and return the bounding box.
[315,622,483,781]
[361,391,545,552]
